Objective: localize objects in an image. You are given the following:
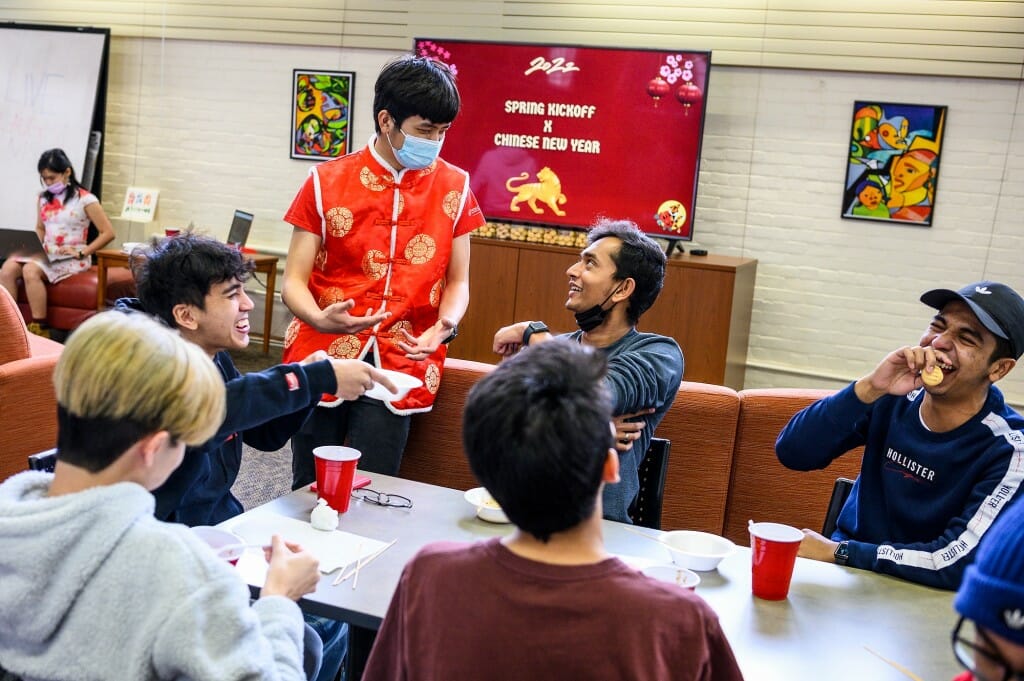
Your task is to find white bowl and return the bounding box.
[641,564,701,590]
[364,369,423,402]
[662,530,736,571]
[464,487,510,524]
[191,526,245,563]
[120,241,145,254]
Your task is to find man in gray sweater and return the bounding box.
[492,219,683,522]
[0,311,322,680]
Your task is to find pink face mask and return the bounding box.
[45,181,66,195]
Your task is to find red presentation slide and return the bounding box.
[416,38,710,240]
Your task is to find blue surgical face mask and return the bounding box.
[388,128,443,170]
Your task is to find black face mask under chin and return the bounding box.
[574,285,621,332]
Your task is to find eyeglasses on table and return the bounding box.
[351,488,413,509]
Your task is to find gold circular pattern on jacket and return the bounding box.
[328,334,362,359]
[326,206,354,237]
[284,318,300,349]
[314,246,327,271]
[360,166,388,192]
[442,190,461,220]
[424,363,441,394]
[361,250,388,280]
[318,287,347,307]
[388,320,412,347]
[429,279,443,307]
[404,234,436,265]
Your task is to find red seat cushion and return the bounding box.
[16,266,137,331]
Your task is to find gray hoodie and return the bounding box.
[0,472,307,680]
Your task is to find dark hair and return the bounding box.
[991,335,1014,363]
[373,55,460,133]
[462,340,614,542]
[586,219,667,324]
[56,405,156,473]
[37,148,81,204]
[132,233,254,328]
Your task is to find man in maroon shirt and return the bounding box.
[362,340,744,681]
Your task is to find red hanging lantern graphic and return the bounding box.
[647,76,670,106]
[675,81,703,113]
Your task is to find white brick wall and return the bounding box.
[97,38,1024,407]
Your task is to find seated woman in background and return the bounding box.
[0,148,114,338]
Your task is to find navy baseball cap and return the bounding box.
[921,281,1024,360]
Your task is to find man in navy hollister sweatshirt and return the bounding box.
[777,281,1024,590]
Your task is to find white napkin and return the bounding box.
[227,515,388,573]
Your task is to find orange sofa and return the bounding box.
[0,286,64,481]
[400,358,862,542]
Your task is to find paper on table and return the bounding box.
[228,515,388,573]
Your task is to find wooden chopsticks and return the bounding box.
[620,525,678,552]
[332,539,397,587]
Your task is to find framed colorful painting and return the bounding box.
[291,70,355,161]
[842,101,947,226]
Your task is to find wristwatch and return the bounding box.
[522,321,550,347]
[834,541,850,566]
[440,322,458,345]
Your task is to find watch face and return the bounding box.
[834,542,850,565]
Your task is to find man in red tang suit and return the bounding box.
[282,54,485,487]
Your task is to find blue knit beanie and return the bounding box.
[954,500,1024,645]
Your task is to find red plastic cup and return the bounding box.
[313,446,362,513]
[748,522,804,600]
[164,228,181,238]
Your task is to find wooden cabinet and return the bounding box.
[448,237,757,389]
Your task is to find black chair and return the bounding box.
[821,476,855,537]
[628,438,671,530]
[27,448,57,473]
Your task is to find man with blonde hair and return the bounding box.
[0,311,323,680]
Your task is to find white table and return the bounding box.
[221,473,959,680]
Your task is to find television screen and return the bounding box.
[415,38,710,240]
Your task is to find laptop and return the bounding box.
[226,210,254,249]
[0,228,47,260]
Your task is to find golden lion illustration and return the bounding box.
[506,167,567,216]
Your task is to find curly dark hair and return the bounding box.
[132,233,255,328]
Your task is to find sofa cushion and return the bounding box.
[17,266,137,331]
[722,388,865,545]
[655,381,740,535]
[46,267,136,309]
[399,358,496,491]
[0,288,30,364]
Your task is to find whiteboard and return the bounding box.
[0,26,107,231]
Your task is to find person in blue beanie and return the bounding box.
[777,281,1024,590]
[951,496,1024,679]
